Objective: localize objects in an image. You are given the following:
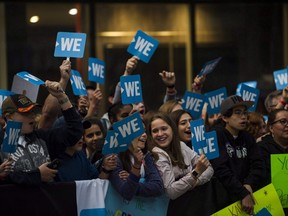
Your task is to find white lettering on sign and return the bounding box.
[208,93,225,109]
[117,118,140,138]
[185,97,203,112]
[109,135,119,149]
[202,136,216,154]
[134,36,154,56]
[124,81,140,97]
[193,125,205,142]
[61,38,82,52]
[92,63,104,78]
[277,73,288,85]
[242,90,256,101]
[0,95,7,106]
[72,75,86,90]
[24,73,41,82]
[8,128,20,145]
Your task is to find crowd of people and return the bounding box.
[1,55,288,215]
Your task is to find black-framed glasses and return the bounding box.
[271,119,288,126]
[233,110,248,117]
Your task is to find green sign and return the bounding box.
[211,184,284,216]
[271,154,288,208]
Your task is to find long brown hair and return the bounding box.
[147,112,187,169]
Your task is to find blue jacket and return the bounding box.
[55,150,99,182]
[109,151,164,201]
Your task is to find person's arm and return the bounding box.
[159,70,177,103]
[243,135,266,189]
[133,152,164,197]
[38,81,83,159]
[38,60,71,129]
[113,56,139,104]
[98,154,117,179]
[9,162,57,185]
[153,148,198,200]
[275,86,288,109]
[191,75,206,94]
[108,156,141,201]
[210,132,251,200]
[85,87,103,118]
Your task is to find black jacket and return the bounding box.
[210,127,266,201]
[258,134,288,185]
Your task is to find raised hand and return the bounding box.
[159,70,176,87]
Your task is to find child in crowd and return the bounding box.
[147,112,213,200]
[108,129,164,200]
[210,95,266,215]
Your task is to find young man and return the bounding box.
[210,95,266,215]
[1,81,83,185]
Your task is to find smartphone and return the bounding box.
[47,159,61,169]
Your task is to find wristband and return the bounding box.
[58,97,69,105]
[279,99,287,106]
[101,167,113,174]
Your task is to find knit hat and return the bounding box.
[220,95,254,115]
[1,94,38,115]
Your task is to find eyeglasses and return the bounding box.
[271,119,288,126]
[233,110,248,117]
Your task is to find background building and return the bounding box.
[0,1,287,115]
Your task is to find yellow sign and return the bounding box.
[271,154,288,208]
[211,184,284,216]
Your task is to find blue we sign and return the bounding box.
[102,130,128,155]
[0,90,15,115]
[236,80,257,96]
[112,112,144,144]
[240,84,259,112]
[190,118,206,150]
[54,32,86,58]
[190,119,219,160]
[127,30,159,63]
[182,91,205,119]
[88,57,105,84]
[273,68,288,90]
[120,75,143,105]
[202,131,219,160]
[204,87,227,115]
[2,121,22,153]
[198,57,222,76]
[16,72,45,86]
[70,70,87,96]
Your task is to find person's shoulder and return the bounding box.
[256,133,272,143]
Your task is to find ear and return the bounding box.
[222,115,229,123]
[269,124,273,133]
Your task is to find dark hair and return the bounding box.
[83,116,107,137]
[119,136,148,172]
[169,109,192,126]
[267,108,288,127]
[147,112,187,169]
[158,99,182,114]
[107,101,132,124]
[222,108,233,117]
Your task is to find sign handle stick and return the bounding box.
[66,57,70,61]
[96,83,100,90]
